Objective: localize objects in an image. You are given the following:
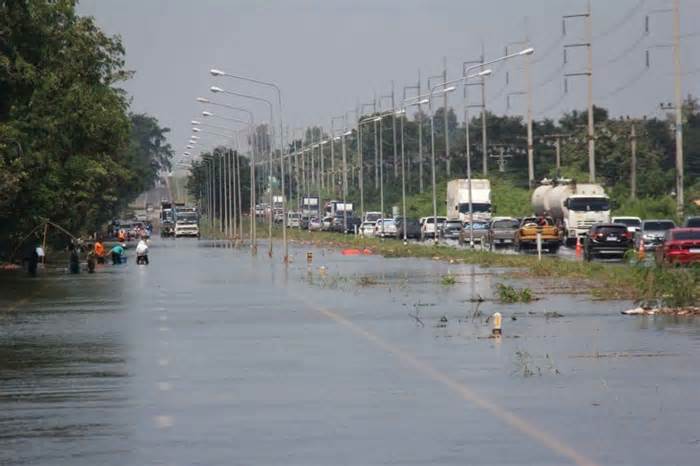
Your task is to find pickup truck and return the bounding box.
[514,216,561,253]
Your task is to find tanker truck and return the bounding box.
[532,179,610,245]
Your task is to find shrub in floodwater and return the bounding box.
[633,266,699,308]
[441,273,457,286]
[357,275,379,287]
[496,283,534,303]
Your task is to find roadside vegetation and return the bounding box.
[0,1,173,258]
[279,227,699,305]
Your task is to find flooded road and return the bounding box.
[1,238,699,465]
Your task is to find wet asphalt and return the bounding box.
[1,237,699,466]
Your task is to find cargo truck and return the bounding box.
[532,178,610,245]
[446,179,492,223]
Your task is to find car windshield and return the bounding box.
[493,219,519,229]
[365,213,381,222]
[613,218,641,227]
[644,221,675,231]
[685,218,700,227]
[424,217,446,224]
[383,219,395,226]
[177,212,198,222]
[458,203,491,213]
[672,230,700,240]
[445,221,462,228]
[567,197,610,211]
[521,217,554,226]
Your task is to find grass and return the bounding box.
[496,283,534,303]
[212,219,699,306]
[440,273,457,286]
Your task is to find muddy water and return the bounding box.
[1,238,698,465]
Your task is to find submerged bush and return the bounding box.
[496,283,534,303]
[633,266,699,308]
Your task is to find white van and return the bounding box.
[287,211,302,228]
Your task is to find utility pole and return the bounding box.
[463,55,486,176]
[417,70,424,193]
[563,1,595,182]
[525,39,534,188]
[673,0,684,217]
[630,123,637,200]
[391,81,398,179]
[443,56,450,177]
[373,97,379,189]
[330,119,336,195]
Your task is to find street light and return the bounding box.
[209,85,276,257]
[209,69,289,264]
[197,96,256,248]
[457,47,534,247]
[405,86,457,245]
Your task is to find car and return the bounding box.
[363,211,383,223]
[634,219,676,251]
[375,218,398,238]
[486,217,519,249]
[333,216,362,234]
[441,220,464,240]
[287,211,302,228]
[459,221,490,246]
[174,219,200,238]
[307,217,322,231]
[395,218,421,239]
[514,216,561,252]
[655,228,700,266]
[420,216,447,240]
[684,216,700,228]
[583,223,633,260]
[360,221,376,237]
[321,216,334,231]
[611,216,642,233]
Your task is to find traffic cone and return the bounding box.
[575,236,582,258]
[638,240,645,260]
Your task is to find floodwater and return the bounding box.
[1,238,699,466]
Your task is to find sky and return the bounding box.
[77,0,699,165]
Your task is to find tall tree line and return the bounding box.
[0,0,173,255]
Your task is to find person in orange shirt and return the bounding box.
[117,229,126,242]
[94,240,105,264]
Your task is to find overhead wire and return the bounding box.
[593,0,648,40]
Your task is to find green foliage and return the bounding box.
[632,266,699,308]
[0,1,172,255]
[440,273,457,286]
[612,196,678,222]
[496,283,534,303]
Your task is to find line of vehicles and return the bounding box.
[160,201,200,238]
[289,178,700,266]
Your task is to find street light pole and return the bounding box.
[210,69,289,262]
[210,86,275,257]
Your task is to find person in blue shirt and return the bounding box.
[110,244,125,265]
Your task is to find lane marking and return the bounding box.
[289,291,599,466]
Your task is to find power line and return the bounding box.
[594,0,648,40]
[605,32,648,64]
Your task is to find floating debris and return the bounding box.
[621,307,700,316]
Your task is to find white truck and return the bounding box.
[174,206,200,238]
[446,179,492,223]
[325,200,353,217]
[532,178,610,244]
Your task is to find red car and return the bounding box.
[655,228,700,265]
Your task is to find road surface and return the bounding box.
[1,238,699,465]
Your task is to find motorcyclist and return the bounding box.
[135,238,149,265]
